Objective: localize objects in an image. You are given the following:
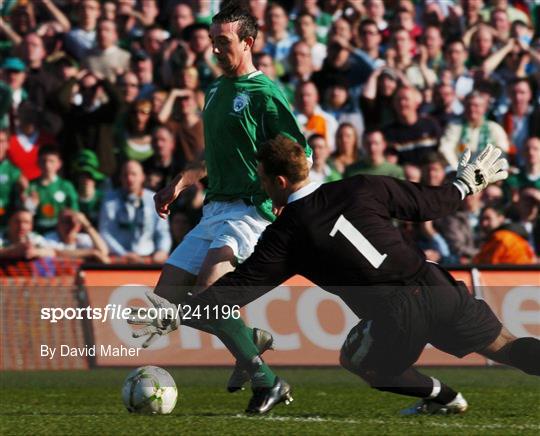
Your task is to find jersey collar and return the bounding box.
[287,182,321,204]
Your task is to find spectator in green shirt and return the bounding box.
[0,128,25,231]
[74,149,105,227]
[25,145,79,234]
[345,130,405,179]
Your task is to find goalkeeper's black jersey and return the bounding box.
[200,175,463,317]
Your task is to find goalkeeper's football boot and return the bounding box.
[245,377,293,415]
[400,392,468,415]
[227,328,274,393]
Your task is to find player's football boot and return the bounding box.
[227,328,274,393]
[245,377,293,415]
[400,392,468,415]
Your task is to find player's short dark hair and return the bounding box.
[213,0,258,41]
[256,135,309,184]
[38,144,62,159]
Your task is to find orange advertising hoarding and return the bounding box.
[80,268,536,367]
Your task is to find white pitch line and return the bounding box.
[230,414,540,431]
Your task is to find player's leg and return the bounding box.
[339,319,465,414]
[478,326,540,376]
[194,246,277,390]
[154,264,196,305]
[426,263,539,377]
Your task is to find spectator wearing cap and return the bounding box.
[474,205,535,264]
[0,209,55,260]
[25,146,79,234]
[83,19,130,83]
[44,209,109,263]
[345,130,404,179]
[64,0,101,61]
[308,134,341,184]
[440,91,509,169]
[294,12,327,71]
[1,57,28,114]
[384,85,442,166]
[294,81,339,151]
[7,102,55,181]
[75,150,105,227]
[0,129,25,232]
[99,160,171,263]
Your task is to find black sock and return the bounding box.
[508,337,540,376]
[373,368,457,404]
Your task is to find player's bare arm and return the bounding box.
[153,161,207,219]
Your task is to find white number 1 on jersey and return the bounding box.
[330,215,387,269]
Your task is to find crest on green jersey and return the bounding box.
[233,92,250,112]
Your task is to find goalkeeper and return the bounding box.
[132,138,539,415]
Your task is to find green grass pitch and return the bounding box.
[1,367,539,435]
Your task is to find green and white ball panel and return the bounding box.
[122,366,178,415]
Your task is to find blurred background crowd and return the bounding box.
[0,0,539,272]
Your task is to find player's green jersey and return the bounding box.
[0,159,21,230]
[28,176,79,233]
[202,71,311,220]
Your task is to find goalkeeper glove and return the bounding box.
[454,144,508,196]
[127,291,182,348]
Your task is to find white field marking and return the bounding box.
[231,414,540,431]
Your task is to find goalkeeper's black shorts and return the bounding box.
[341,262,502,376]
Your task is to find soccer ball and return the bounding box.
[122,366,178,414]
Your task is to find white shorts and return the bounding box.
[166,200,270,275]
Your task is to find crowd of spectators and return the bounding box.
[0,0,539,269]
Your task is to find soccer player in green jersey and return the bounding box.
[137,2,311,413]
